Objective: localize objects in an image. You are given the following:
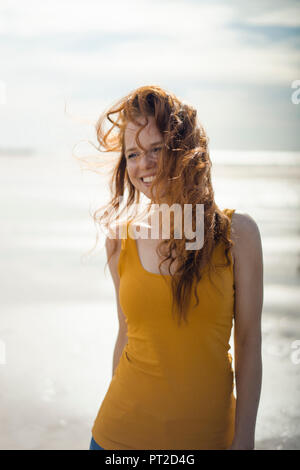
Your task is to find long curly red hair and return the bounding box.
[82,85,234,326]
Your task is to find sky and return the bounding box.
[0,0,299,154]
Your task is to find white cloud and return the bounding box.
[1,32,298,87]
[0,0,233,36]
[0,0,299,151]
[1,0,298,87]
[248,9,300,27]
[221,0,300,26]
[232,0,300,27]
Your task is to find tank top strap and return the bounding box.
[120,220,135,248]
[120,222,129,251]
[118,220,134,278]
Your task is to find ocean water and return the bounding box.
[0,149,299,449]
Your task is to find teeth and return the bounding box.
[142,176,155,183]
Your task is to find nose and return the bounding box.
[139,150,157,170]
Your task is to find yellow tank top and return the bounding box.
[92,208,236,450]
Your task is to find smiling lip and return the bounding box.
[140,175,156,185]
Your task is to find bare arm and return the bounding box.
[105,235,128,378]
[229,212,263,450]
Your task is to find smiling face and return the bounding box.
[124,115,164,200]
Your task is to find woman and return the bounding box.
[88,85,263,450]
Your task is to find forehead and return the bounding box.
[124,116,162,147]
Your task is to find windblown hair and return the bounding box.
[88,85,234,326]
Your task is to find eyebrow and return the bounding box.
[125,141,163,155]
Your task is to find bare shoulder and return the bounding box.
[231,211,261,238]
[231,211,262,264]
[105,234,122,258]
[105,221,128,252]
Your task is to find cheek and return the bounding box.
[126,162,139,180]
[126,168,138,187]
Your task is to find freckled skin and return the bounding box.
[124,116,178,273]
[124,115,163,201]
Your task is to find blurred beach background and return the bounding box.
[0,0,300,450]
